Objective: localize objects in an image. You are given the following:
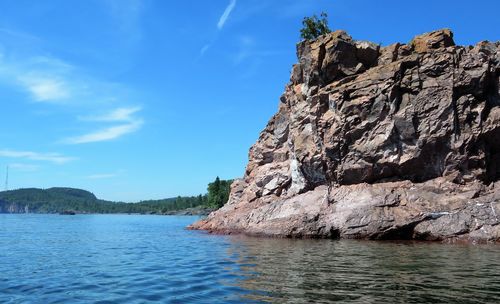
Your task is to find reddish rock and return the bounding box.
[190,29,500,243]
[410,29,455,53]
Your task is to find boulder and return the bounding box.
[410,29,455,53]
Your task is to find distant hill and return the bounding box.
[0,187,208,214]
[47,187,97,200]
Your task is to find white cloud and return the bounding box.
[0,30,130,106]
[19,76,70,102]
[217,0,236,30]
[0,52,75,103]
[0,25,146,162]
[0,29,76,102]
[80,106,142,122]
[64,119,143,144]
[0,149,75,164]
[66,106,144,144]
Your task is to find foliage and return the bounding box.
[207,177,232,208]
[0,187,208,214]
[300,12,331,40]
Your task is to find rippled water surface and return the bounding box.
[1,214,499,303]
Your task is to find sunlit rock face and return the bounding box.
[190,29,500,243]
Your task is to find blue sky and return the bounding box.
[0,0,498,201]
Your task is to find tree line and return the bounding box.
[0,177,233,214]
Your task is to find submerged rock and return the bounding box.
[190,29,500,243]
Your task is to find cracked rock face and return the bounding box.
[190,29,500,243]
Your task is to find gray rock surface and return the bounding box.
[190,29,500,243]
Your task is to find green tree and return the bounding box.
[207,176,221,208]
[207,176,232,208]
[300,12,331,40]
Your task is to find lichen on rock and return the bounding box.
[189,29,500,243]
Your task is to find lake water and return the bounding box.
[0,214,499,303]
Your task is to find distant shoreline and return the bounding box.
[0,206,214,217]
[0,187,216,215]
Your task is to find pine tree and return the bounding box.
[300,12,331,40]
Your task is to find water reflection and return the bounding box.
[226,237,500,303]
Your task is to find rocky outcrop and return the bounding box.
[163,206,216,216]
[190,29,500,243]
[0,201,30,213]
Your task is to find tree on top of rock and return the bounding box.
[300,12,331,40]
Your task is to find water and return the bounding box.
[0,214,499,303]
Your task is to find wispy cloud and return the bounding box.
[0,48,75,104]
[1,27,144,149]
[217,0,236,30]
[79,106,142,122]
[0,149,75,164]
[0,30,132,106]
[233,36,255,65]
[65,120,143,144]
[19,76,70,102]
[65,106,144,144]
[200,44,211,56]
[197,0,236,59]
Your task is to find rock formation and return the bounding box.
[190,29,500,243]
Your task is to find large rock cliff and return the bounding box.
[190,29,500,242]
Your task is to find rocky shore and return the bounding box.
[163,206,215,216]
[190,29,500,243]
